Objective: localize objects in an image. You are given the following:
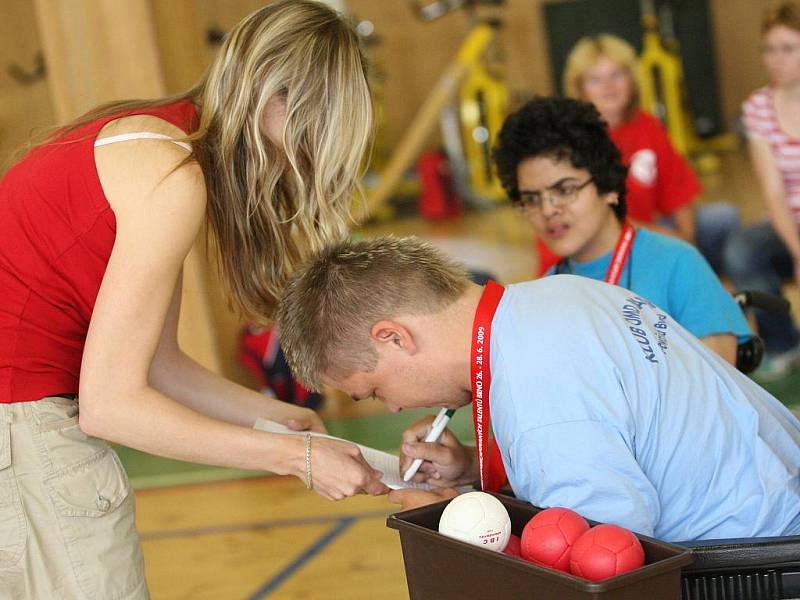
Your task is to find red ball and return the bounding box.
[502,534,521,557]
[570,524,645,581]
[520,507,590,572]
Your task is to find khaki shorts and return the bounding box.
[0,396,148,600]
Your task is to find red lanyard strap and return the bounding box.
[479,225,635,492]
[471,280,505,491]
[605,222,636,285]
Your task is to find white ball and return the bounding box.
[438,491,511,551]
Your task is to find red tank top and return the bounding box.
[0,101,199,403]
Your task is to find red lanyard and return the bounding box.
[476,225,636,493]
[605,222,636,285]
[471,280,506,492]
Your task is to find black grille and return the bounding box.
[681,570,782,600]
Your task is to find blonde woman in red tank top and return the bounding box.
[0,2,388,598]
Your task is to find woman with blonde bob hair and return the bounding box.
[532,33,738,277]
[0,1,388,597]
[563,34,641,118]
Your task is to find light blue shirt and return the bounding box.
[546,228,752,344]
[490,275,800,541]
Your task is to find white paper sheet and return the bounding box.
[253,418,434,490]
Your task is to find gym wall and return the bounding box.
[0,0,783,386]
[349,0,776,149]
[0,1,54,173]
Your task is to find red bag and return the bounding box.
[417,151,463,220]
[240,326,323,410]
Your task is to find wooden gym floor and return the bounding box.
[128,148,800,599]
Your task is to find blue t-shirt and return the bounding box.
[490,276,800,541]
[546,229,751,344]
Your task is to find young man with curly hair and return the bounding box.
[493,97,750,366]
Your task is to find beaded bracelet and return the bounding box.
[304,433,313,490]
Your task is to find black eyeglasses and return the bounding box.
[515,177,594,213]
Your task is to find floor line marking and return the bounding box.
[134,474,291,495]
[247,517,357,599]
[139,510,390,541]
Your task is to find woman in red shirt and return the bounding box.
[0,2,388,598]
[535,33,739,275]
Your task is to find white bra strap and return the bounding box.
[94,132,192,152]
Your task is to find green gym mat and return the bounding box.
[759,370,800,407]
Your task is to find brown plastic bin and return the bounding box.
[387,493,694,599]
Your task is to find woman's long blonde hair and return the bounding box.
[51,0,372,322]
[562,34,640,118]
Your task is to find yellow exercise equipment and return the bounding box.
[459,23,508,201]
[637,0,735,171]
[362,1,509,220]
[638,2,692,156]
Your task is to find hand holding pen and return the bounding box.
[400,409,476,486]
[402,408,456,481]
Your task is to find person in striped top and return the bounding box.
[724,1,800,380]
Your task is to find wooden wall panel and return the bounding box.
[0,1,54,172]
[150,0,209,94]
[709,0,773,128]
[503,1,553,103]
[33,0,165,121]
[199,0,270,32]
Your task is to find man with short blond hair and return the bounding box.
[278,235,469,390]
[278,235,800,541]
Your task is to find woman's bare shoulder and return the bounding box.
[94,115,206,225]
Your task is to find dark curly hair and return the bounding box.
[493,96,628,222]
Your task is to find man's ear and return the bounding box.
[370,320,417,355]
[603,191,620,207]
